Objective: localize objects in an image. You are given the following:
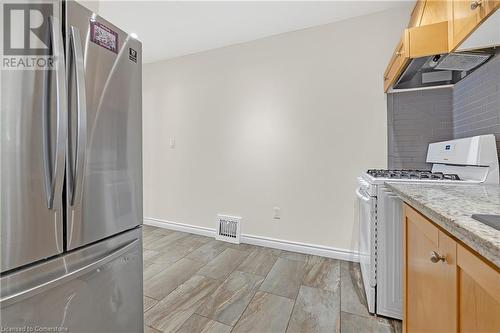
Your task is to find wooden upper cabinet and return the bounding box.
[403,204,457,333]
[383,31,410,91]
[408,21,450,58]
[383,0,499,91]
[450,0,482,49]
[409,0,449,27]
[479,0,500,18]
[408,0,427,27]
[383,22,449,91]
[449,0,500,50]
[384,0,450,91]
[421,0,450,25]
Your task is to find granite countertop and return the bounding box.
[385,183,500,268]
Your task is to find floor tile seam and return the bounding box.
[283,292,298,333]
[144,253,220,306]
[190,312,235,329]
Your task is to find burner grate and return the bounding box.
[366,169,461,181]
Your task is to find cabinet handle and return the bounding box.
[430,251,446,263]
[396,51,404,56]
[470,0,482,10]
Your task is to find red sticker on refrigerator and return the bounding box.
[90,21,118,53]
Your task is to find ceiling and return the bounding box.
[98,1,413,63]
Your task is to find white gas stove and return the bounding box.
[356,134,499,319]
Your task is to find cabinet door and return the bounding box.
[408,21,450,58]
[420,0,450,25]
[408,0,427,27]
[457,244,500,332]
[403,204,457,333]
[450,0,499,50]
[383,31,410,92]
[479,0,500,20]
[451,0,481,49]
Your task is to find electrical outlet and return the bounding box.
[169,137,176,149]
[273,207,281,220]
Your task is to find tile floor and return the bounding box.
[142,225,402,333]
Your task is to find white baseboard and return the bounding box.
[144,217,215,237]
[241,234,359,262]
[144,217,359,262]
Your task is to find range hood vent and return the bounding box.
[393,49,496,91]
[434,52,491,71]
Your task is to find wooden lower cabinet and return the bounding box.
[457,243,500,332]
[403,203,500,333]
[403,204,457,332]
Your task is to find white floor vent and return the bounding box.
[215,215,241,244]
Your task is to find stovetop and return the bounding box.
[366,169,462,181]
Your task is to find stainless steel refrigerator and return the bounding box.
[1,1,143,331]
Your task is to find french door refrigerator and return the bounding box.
[1,1,143,331]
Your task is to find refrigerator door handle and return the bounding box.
[0,239,139,308]
[68,26,87,206]
[43,16,67,209]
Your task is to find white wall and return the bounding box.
[76,0,99,13]
[143,6,411,255]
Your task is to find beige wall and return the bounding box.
[143,6,410,254]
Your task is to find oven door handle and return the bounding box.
[356,188,371,202]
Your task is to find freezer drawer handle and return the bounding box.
[68,26,87,206]
[0,239,139,308]
[42,16,67,209]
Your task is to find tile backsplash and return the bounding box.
[387,88,453,170]
[388,52,500,170]
[453,53,500,161]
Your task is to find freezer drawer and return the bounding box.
[0,228,143,333]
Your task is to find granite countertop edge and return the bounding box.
[385,182,500,268]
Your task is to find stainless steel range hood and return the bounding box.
[393,48,496,90]
[391,10,500,91]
